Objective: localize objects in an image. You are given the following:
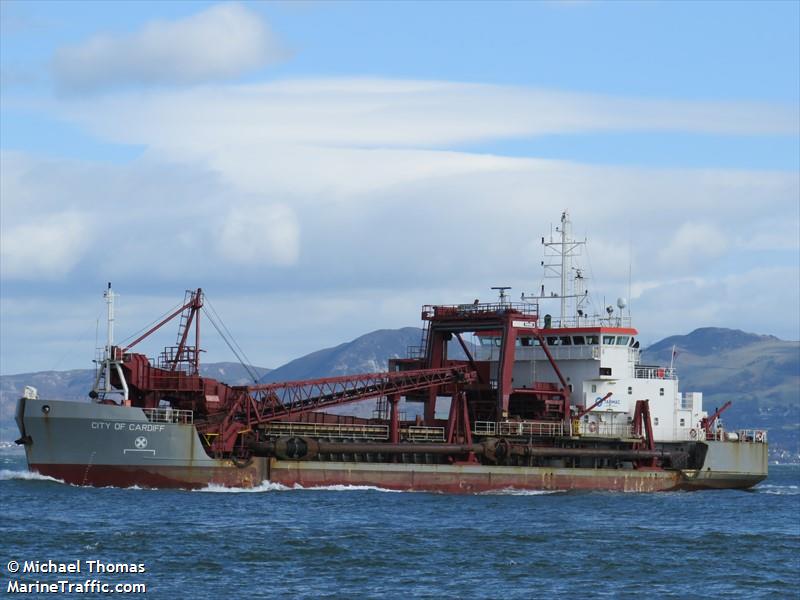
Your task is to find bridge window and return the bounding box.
[600,367,612,376]
[572,336,585,345]
[586,335,599,345]
[616,336,630,346]
[559,336,572,346]
[603,335,615,345]
[546,336,560,346]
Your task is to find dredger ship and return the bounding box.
[15,213,767,492]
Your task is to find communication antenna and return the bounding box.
[627,235,633,318]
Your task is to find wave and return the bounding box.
[756,484,799,495]
[0,468,64,484]
[479,488,565,496]
[0,469,152,490]
[193,481,403,493]
[294,483,403,493]
[193,481,292,493]
[193,482,570,494]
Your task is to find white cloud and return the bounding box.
[51,3,285,93]
[0,211,93,279]
[58,79,799,152]
[218,204,299,265]
[2,76,798,371]
[48,79,797,209]
[658,222,730,268]
[737,218,800,251]
[632,267,800,344]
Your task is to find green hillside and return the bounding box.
[643,328,799,460]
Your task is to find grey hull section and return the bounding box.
[18,398,215,466]
[16,398,768,490]
[16,397,267,488]
[680,440,768,490]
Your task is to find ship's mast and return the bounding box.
[104,282,114,394]
[90,282,129,404]
[559,212,570,320]
[526,210,587,325]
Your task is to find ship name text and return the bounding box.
[91,422,166,432]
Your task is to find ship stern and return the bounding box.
[682,437,768,490]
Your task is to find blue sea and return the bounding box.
[1,449,798,599]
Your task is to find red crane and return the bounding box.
[104,289,480,457]
[701,401,733,437]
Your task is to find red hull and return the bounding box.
[32,460,683,493]
[31,462,268,490]
[268,461,682,493]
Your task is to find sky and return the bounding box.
[1,0,798,375]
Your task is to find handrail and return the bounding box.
[634,367,677,380]
[142,407,194,424]
[472,420,565,437]
[575,422,636,439]
[703,429,767,443]
[422,302,538,320]
[262,422,389,440]
[403,426,445,442]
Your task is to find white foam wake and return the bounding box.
[756,483,799,495]
[192,481,292,493]
[0,468,64,484]
[192,481,403,493]
[293,483,402,493]
[479,488,564,496]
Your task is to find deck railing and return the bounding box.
[403,426,446,442]
[634,366,677,380]
[703,429,768,444]
[472,421,566,437]
[142,407,194,424]
[575,422,636,439]
[262,422,389,440]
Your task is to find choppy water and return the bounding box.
[1,449,798,599]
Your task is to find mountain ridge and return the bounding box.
[646,327,785,357]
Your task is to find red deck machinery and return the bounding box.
[390,300,571,427]
[102,289,667,469]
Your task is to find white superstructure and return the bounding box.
[475,211,708,443]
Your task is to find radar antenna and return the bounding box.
[490,286,512,305]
